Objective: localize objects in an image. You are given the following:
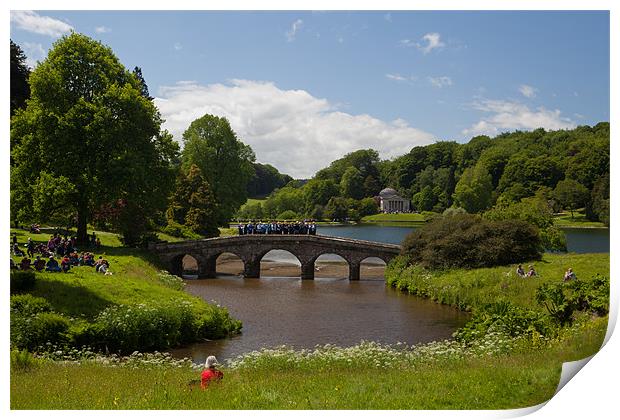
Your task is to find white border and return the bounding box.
[3,1,617,419]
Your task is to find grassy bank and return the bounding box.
[361,213,428,223]
[10,316,606,409]
[9,228,241,352]
[553,210,607,228]
[386,253,609,311]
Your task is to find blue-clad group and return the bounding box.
[237,220,317,235]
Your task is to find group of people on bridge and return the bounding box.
[237,220,317,235]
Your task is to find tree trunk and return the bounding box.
[76,202,89,246]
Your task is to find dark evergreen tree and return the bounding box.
[10,40,31,117]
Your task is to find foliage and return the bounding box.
[10,294,53,314]
[246,163,292,198]
[586,172,609,226]
[452,165,493,213]
[167,164,219,238]
[277,210,299,220]
[553,179,589,218]
[324,197,349,221]
[10,270,37,293]
[483,196,567,251]
[10,33,177,243]
[536,275,610,325]
[162,221,202,240]
[401,214,542,269]
[340,166,365,199]
[156,271,186,291]
[10,349,40,371]
[181,114,255,225]
[10,40,31,117]
[11,304,71,351]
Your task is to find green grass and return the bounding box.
[386,253,609,311]
[361,213,428,223]
[9,228,228,320]
[10,316,607,409]
[553,210,607,228]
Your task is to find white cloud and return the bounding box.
[418,33,445,54]
[22,42,46,68]
[386,73,417,83]
[428,76,453,88]
[286,19,303,42]
[155,79,436,178]
[519,84,537,98]
[11,10,73,37]
[462,98,575,138]
[399,39,416,47]
[174,42,182,51]
[95,26,111,34]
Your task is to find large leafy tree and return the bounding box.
[553,179,590,218]
[10,40,31,118]
[340,166,364,200]
[11,33,177,244]
[181,114,255,225]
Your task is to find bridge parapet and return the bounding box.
[149,234,401,281]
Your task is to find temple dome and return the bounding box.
[379,188,399,197]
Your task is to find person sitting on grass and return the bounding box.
[516,264,525,277]
[19,256,32,270]
[33,256,45,272]
[69,252,79,266]
[201,355,223,389]
[26,238,35,257]
[61,255,71,273]
[13,242,25,257]
[526,265,537,277]
[564,267,576,282]
[45,256,61,272]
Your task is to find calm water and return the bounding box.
[317,224,610,253]
[170,276,469,363]
[171,224,607,363]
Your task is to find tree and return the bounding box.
[324,197,349,221]
[586,173,609,226]
[10,40,31,117]
[132,66,153,101]
[303,178,339,212]
[11,33,176,244]
[167,165,219,237]
[181,114,255,225]
[452,165,493,213]
[340,166,364,199]
[553,179,589,218]
[246,162,292,197]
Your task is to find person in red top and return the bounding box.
[201,355,223,389]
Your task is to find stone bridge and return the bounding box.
[148,235,401,281]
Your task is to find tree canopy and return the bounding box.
[181,114,255,225]
[10,40,31,118]
[11,33,178,244]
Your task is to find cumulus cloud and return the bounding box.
[428,76,453,88]
[519,84,537,98]
[286,19,303,42]
[418,33,445,54]
[11,10,73,37]
[462,98,575,138]
[95,26,111,34]
[22,42,46,68]
[155,79,436,178]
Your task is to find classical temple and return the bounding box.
[378,188,410,213]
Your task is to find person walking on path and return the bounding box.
[201,355,223,389]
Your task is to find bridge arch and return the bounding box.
[169,253,202,277]
[212,251,245,277]
[259,249,302,277]
[359,256,388,280]
[313,252,350,279]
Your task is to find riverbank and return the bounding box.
[10,314,607,409]
[9,228,241,353]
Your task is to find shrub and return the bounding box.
[10,270,36,293]
[162,221,202,239]
[454,300,550,343]
[401,214,542,269]
[277,210,298,220]
[11,311,71,350]
[156,271,186,291]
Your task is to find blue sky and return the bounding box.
[10,10,610,178]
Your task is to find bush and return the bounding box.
[10,270,36,293]
[401,214,542,269]
[162,221,202,239]
[156,271,186,291]
[11,311,71,350]
[277,210,298,220]
[454,300,550,343]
